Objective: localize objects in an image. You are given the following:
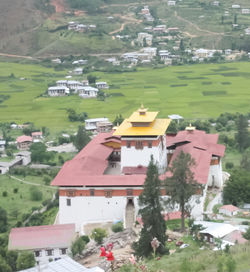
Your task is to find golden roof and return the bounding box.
[113,118,171,136]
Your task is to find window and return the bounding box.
[104,190,112,198]
[60,248,67,255]
[34,250,41,257]
[66,198,71,206]
[148,141,152,148]
[126,189,133,196]
[90,189,95,196]
[46,249,53,256]
[135,141,143,150]
[126,141,131,148]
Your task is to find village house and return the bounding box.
[153,25,166,33]
[73,68,83,75]
[51,107,225,232]
[242,8,250,14]
[51,58,61,64]
[77,86,99,98]
[232,4,240,9]
[159,50,170,61]
[96,82,109,89]
[31,132,43,142]
[97,121,113,133]
[16,135,32,150]
[212,1,220,6]
[85,118,110,132]
[219,205,240,216]
[82,79,89,86]
[245,28,250,35]
[168,0,176,6]
[141,47,157,58]
[8,224,76,265]
[48,86,69,97]
[141,6,150,15]
[137,33,153,46]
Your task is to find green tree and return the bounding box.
[30,142,54,163]
[87,74,97,84]
[0,207,8,233]
[133,156,167,257]
[179,39,185,51]
[91,228,107,244]
[235,114,249,151]
[74,126,90,151]
[165,151,200,232]
[0,256,11,272]
[223,168,250,206]
[113,114,124,125]
[71,237,86,256]
[243,227,250,240]
[6,250,18,272]
[240,148,250,171]
[16,251,35,270]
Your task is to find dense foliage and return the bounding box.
[74,126,90,151]
[223,168,250,206]
[133,156,167,257]
[30,142,55,163]
[0,207,8,233]
[91,228,107,244]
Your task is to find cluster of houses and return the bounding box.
[47,80,109,98]
[68,21,96,32]
[139,5,154,22]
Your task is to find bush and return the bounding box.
[2,191,8,197]
[13,188,18,194]
[29,187,43,201]
[80,235,90,244]
[43,176,51,185]
[226,162,234,169]
[91,228,107,244]
[71,237,86,256]
[112,222,124,233]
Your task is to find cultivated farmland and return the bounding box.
[0,61,250,132]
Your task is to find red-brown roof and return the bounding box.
[122,166,147,175]
[16,135,32,143]
[219,205,239,212]
[8,224,75,251]
[223,230,248,244]
[31,131,43,136]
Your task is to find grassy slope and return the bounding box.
[0,174,56,226]
[0,61,250,132]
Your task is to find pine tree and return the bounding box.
[133,156,167,257]
[74,126,90,151]
[235,114,249,151]
[165,151,200,232]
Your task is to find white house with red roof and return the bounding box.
[8,224,76,265]
[16,135,33,150]
[51,107,225,232]
[219,205,240,216]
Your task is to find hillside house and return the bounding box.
[213,1,220,6]
[8,224,76,265]
[51,107,225,232]
[141,47,157,57]
[73,68,83,75]
[77,86,99,98]
[242,8,250,14]
[137,33,153,46]
[141,6,150,15]
[219,205,240,216]
[97,121,113,133]
[232,4,240,9]
[31,132,43,142]
[159,50,170,60]
[245,28,250,35]
[48,86,69,96]
[168,0,176,6]
[96,82,109,89]
[153,25,166,33]
[85,118,110,132]
[82,80,89,86]
[16,135,32,150]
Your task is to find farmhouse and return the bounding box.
[77,86,99,98]
[242,8,250,14]
[51,107,225,232]
[48,86,69,96]
[16,135,32,150]
[85,118,110,132]
[219,205,240,216]
[96,82,109,89]
[31,131,43,142]
[8,224,76,265]
[137,33,153,46]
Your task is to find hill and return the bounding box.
[1,0,250,57]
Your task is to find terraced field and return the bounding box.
[0,61,250,132]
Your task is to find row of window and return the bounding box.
[66,189,134,206]
[34,248,67,257]
[126,140,152,149]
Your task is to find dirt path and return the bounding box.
[9,175,56,190]
[0,53,35,60]
[174,11,224,36]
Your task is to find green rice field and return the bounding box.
[0,61,250,132]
